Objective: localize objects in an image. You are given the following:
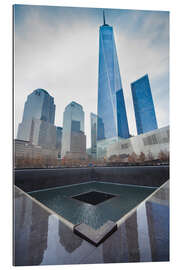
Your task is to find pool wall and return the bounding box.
[14,166,169,192]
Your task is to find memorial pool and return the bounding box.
[29,182,156,229]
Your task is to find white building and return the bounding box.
[97,126,169,160]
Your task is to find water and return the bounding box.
[29,182,156,229]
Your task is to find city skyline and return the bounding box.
[14,5,169,148]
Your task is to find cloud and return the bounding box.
[14,5,169,146]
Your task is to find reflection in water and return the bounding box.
[14,189,49,266]
[15,181,169,265]
[137,204,152,262]
[41,215,90,265]
[15,192,32,266]
[59,222,82,253]
[146,201,169,261]
[103,222,129,263]
[28,202,49,265]
[102,198,169,263]
[125,212,140,262]
[102,212,140,263]
[41,215,62,265]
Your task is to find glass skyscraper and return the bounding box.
[17,88,56,149]
[97,12,130,141]
[61,101,86,158]
[131,74,158,135]
[21,88,55,124]
[90,113,97,154]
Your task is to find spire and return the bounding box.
[102,9,109,26]
[103,10,106,25]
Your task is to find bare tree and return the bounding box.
[109,155,118,162]
[128,152,138,163]
[158,150,169,162]
[138,152,146,163]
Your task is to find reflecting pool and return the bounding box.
[29,182,156,229]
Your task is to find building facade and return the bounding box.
[56,126,63,158]
[131,74,158,135]
[14,139,58,160]
[21,88,55,124]
[90,113,97,156]
[97,12,129,141]
[61,102,86,158]
[31,119,56,149]
[17,89,56,149]
[97,125,169,160]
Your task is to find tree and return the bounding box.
[117,155,123,162]
[128,152,138,163]
[158,150,169,162]
[109,155,118,162]
[138,152,146,163]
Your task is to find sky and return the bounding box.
[14,4,169,148]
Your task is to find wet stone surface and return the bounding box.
[74,220,117,246]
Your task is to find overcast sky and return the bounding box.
[14,4,169,148]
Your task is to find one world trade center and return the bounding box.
[97,11,130,141]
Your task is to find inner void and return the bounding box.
[72,191,115,205]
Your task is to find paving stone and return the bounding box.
[74,220,117,246]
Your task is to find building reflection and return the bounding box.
[14,181,169,265]
[146,201,169,261]
[102,222,129,263]
[14,188,49,266]
[125,212,140,262]
[28,202,49,265]
[102,195,169,263]
[102,212,140,262]
[59,222,82,253]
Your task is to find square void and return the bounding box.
[72,191,115,205]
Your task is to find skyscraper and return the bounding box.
[56,126,63,150]
[61,101,86,158]
[131,74,158,135]
[97,11,130,141]
[56,126,63,158]
[90,113,97,155]
[21,88,55,124]
[17,88,56,149]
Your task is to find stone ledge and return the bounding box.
[74,220,117,246]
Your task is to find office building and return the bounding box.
[20,88,55,124]
[61,101,86,158]
[56,126,63,158]
[97,11,130,141]
[56,126,63,150]
[17,88,56,149]
[131,74,158,135]
[14,139,58,160]
[90,113,97,156]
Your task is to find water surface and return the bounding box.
[29,182,156,229]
